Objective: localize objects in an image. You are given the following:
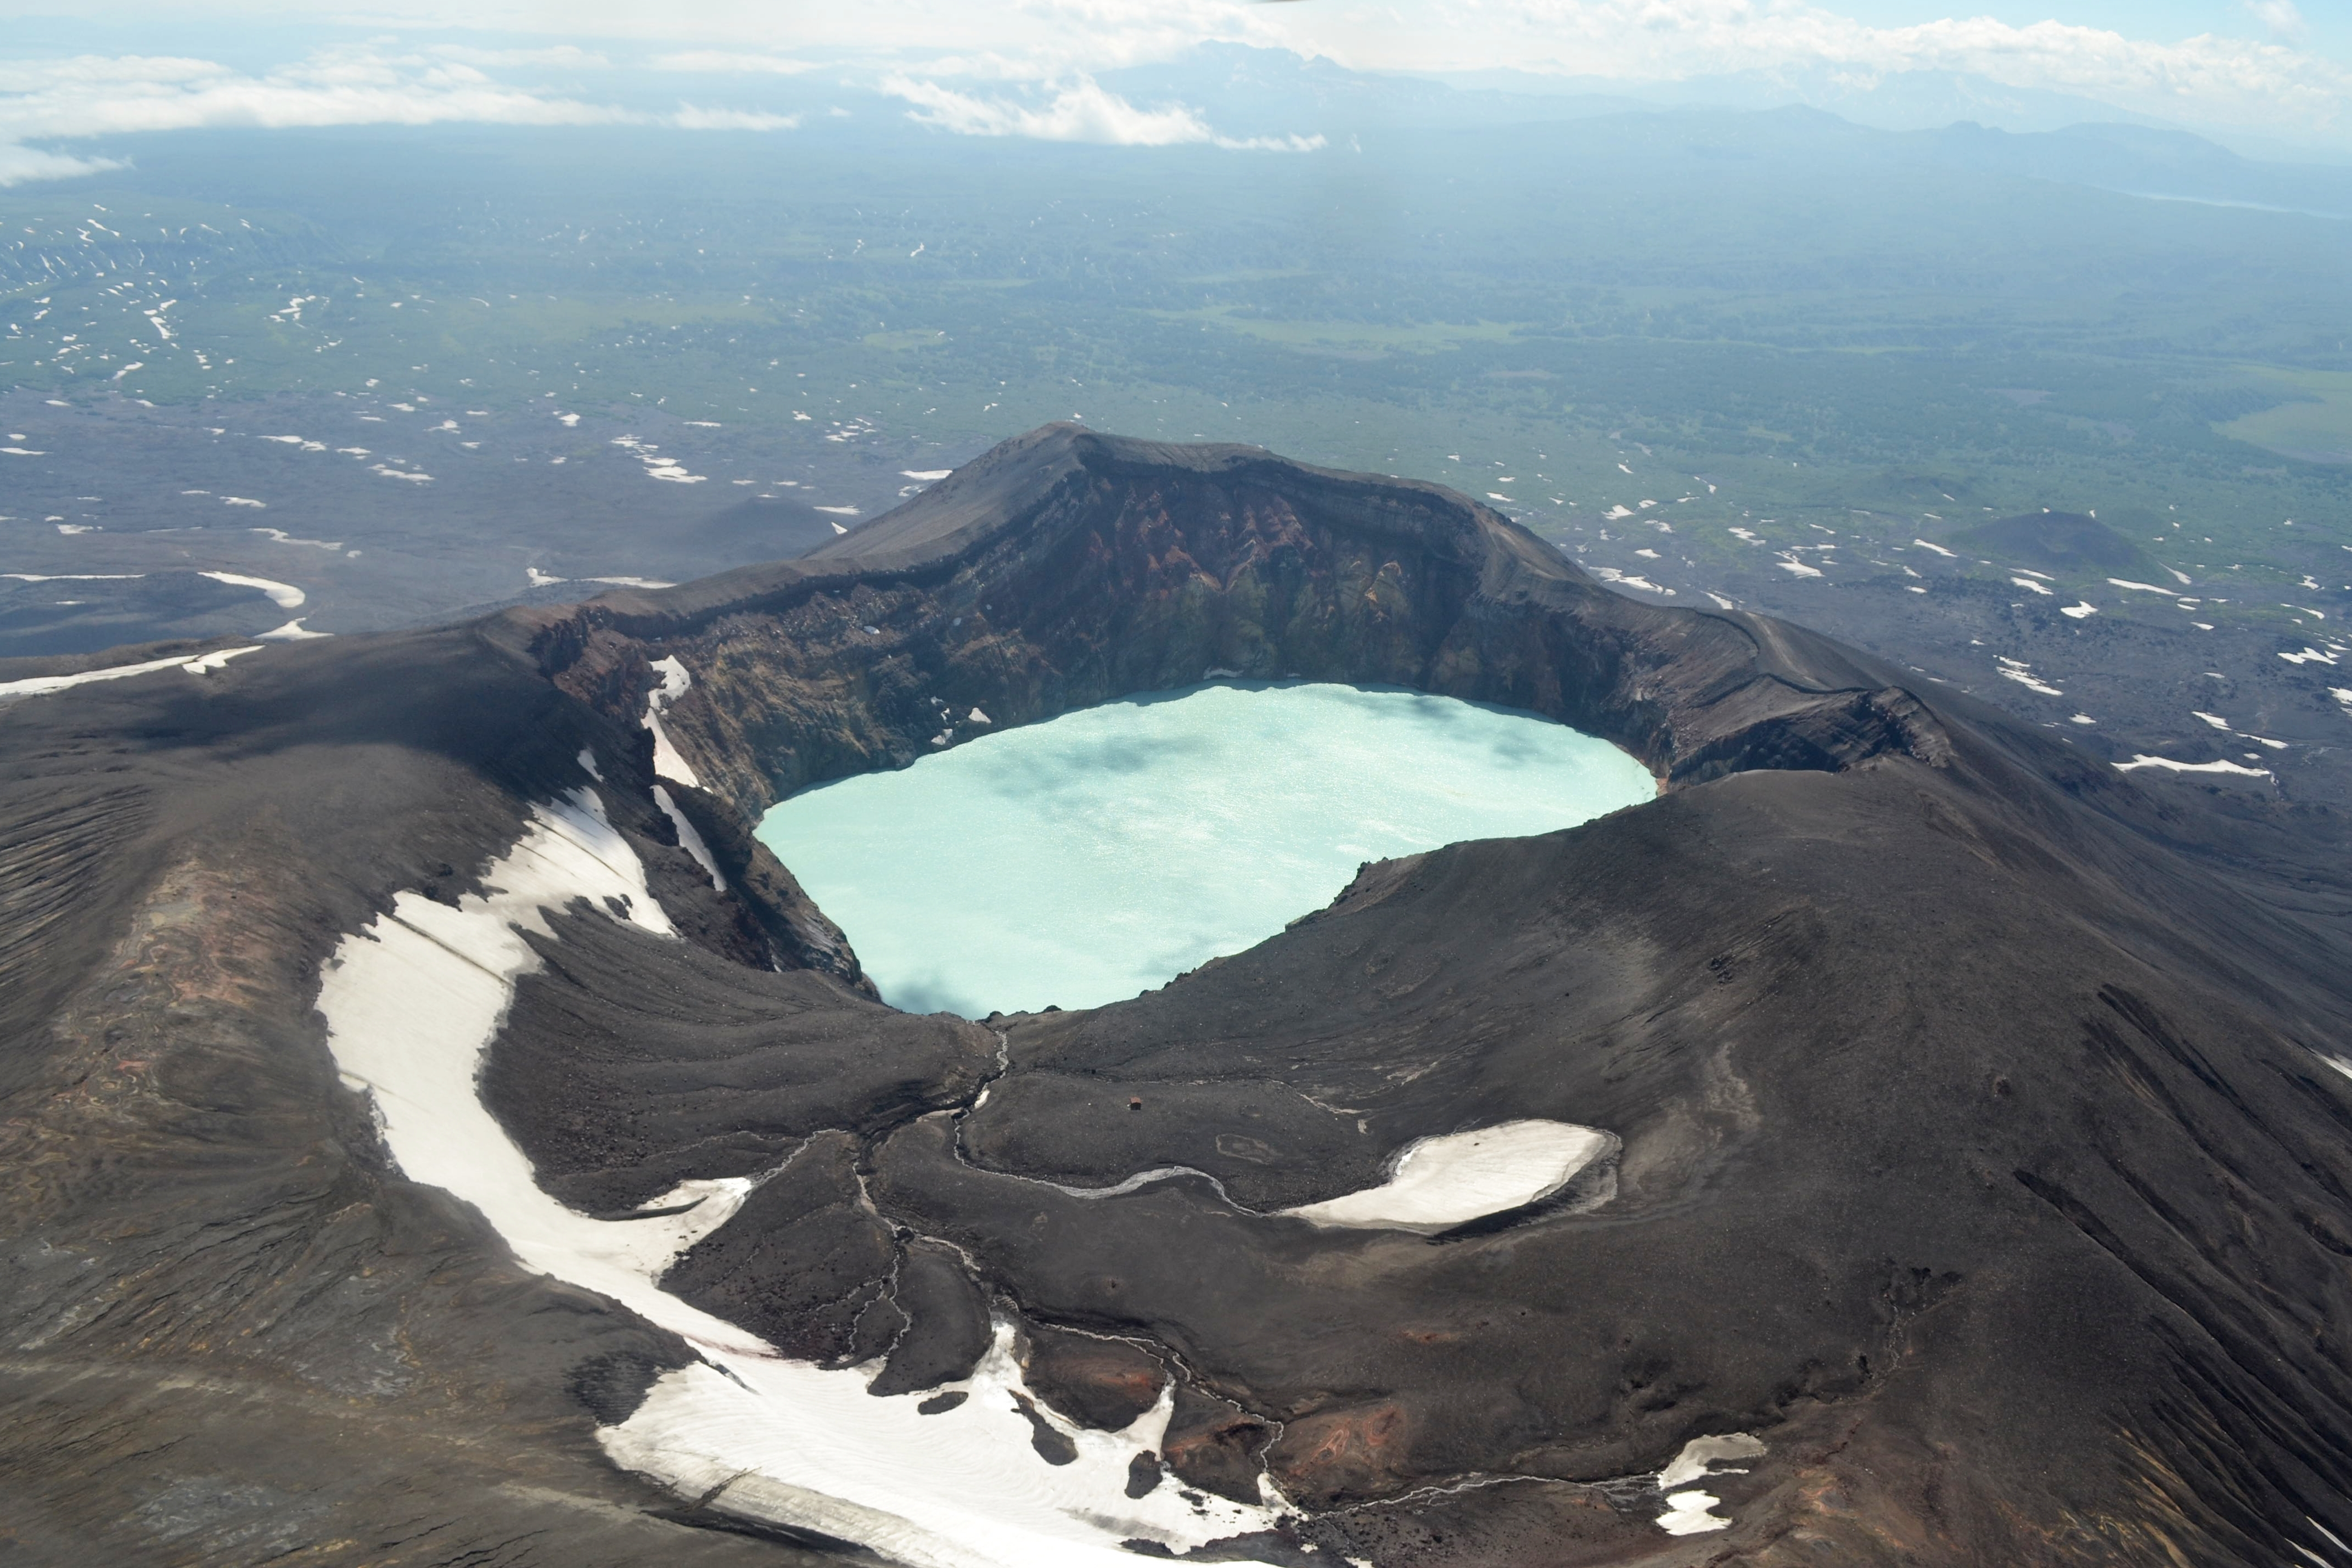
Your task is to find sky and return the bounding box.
[0,0,2348,184]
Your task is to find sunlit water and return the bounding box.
[756,681,1655,1018]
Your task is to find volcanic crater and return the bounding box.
[4,424,2350,1567]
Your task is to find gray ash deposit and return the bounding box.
[3,424,2350,1566]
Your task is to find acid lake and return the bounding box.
[756,681,1656,1018]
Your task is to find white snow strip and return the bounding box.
[654,784,726,891]
[252,527,342,550]
[257,618,331,640]
[901,469,951,481]
[183,646,261,675]
[2280,648,2340,666]
[1775,557,1822,578]
[199,571,305,609]
[316,793,1284,1567]
[2060,602,2097,619]
[2011,577,2052,595]
[2115,755,2272,779]
[2192,711,2232,730]
[1998,667,2063,697]
[1279,1121,1608,1233]
[644,655,702,787]
[221,496,267,508]
[1589,566,1674,596]
[1912,539,1956,557]
[2107,578,2170,594]
[0,650,216,698]
[815,504,861,516]
[4,572,143,582]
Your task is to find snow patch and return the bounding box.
[654,784,726,891]
[644,655,701,786]
[198,570,305,609]
[1279,1121,1609,1233]
[0,648,243,699]
[256,618,330,640]
[1653,1432,1765,1536]
[315,792,1284,1566]
[2116,755,2272,779]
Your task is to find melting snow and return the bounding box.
[2011,577,2052,595]
[1912,539,1956,557]
[1653,1433,1765,1536]
[257,618,331,640]
[1589,566,1674,595]
[644,655,701,786]
[2116,755,2272,779]
[1279,1121,1609,1233]
[314,794,1286,1566]
[653,784,726,891]
[2107,578,2169,594]
[2060,602,2097,619]
[198,571,305,609]
[0,645,254,699]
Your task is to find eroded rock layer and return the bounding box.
[1,425,2348,1567]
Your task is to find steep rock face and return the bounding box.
[0,425,2346,1567]
[512,426,1947,823]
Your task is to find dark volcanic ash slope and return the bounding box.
[2,424,2349,1567]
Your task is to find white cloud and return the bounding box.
[881,72,1319,149]
[2243,1,2308,46]
[669,105,801,130]
[650,52,819,75]
[0,142,122,186]
[1280,2,2352,142]
[427,44,614,69]
[0,44,799,182]
[0,48,630,142]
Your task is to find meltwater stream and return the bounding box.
[759,681,1657,1018]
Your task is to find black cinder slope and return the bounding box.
[1,424,2347,1567]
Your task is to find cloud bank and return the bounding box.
[880,74,1320,149]
[0,43,807,186]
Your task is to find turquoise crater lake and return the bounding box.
[756,682,1655,1019]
